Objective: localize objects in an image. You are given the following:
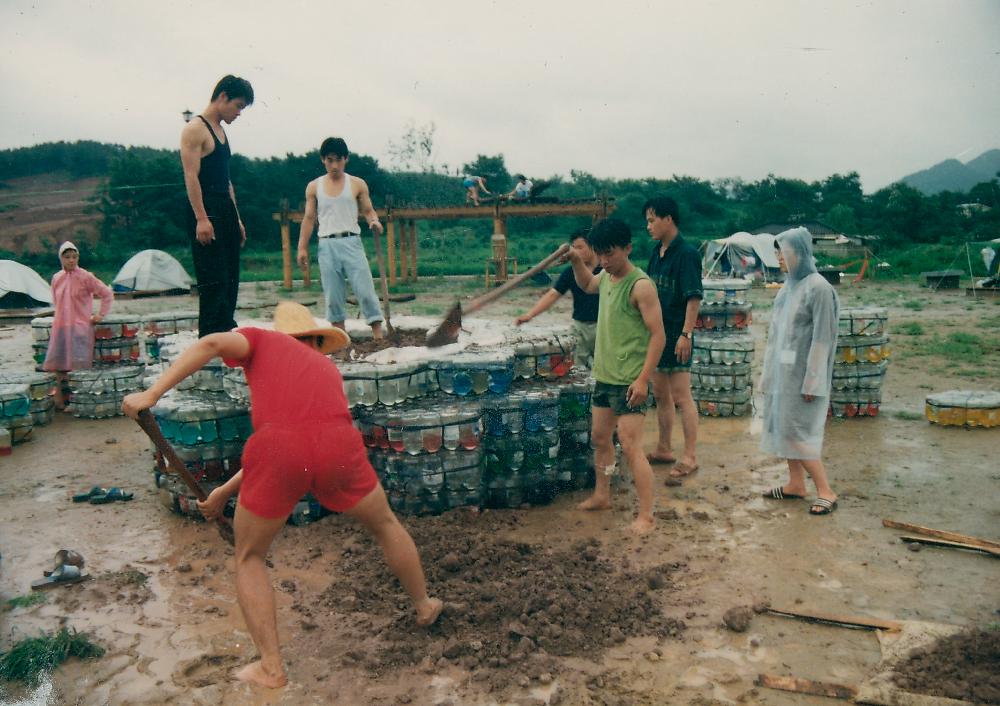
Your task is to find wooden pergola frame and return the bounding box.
[273,196,615,288]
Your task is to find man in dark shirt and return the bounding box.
[643,196,702,476]
[514,229,601,368]
[180,75,254,336]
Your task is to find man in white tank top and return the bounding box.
[297,137,385,339]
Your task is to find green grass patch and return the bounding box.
[895,321,924,335]
[892,410,924,421]
[4,593,48,610]
[0,627,104,685]
[923,332,985,363]
[902,299,925,311]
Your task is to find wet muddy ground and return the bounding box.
[1,277,998,705]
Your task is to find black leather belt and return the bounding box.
[319,231,359,239]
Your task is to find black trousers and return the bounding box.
[190,194,241,337]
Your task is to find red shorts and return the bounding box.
[239,421,378,519]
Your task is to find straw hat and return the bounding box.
[273,301,350,354]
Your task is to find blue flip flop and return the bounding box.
[72,486,108,503]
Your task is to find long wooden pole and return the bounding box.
[136,410,235,545]
[882,519,1000,551]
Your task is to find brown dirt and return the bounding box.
[316,509,684,693]
[891,629,1000,703]
[347,329,431,356]
[0,174,103,255]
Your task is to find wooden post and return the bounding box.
[278,198,292,289]
[398,218,409,283]
[386,218,397,285]
[492,210,507,283]
[408,219,417,281]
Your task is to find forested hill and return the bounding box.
[1,142,999,267]
[901,149,1000,196]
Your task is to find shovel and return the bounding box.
[426,243,570,348]
[136,409,235,545]
[371,226,400,343]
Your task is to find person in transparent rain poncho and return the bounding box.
[759,228,840,515]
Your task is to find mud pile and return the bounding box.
[347,330,429,356]
[892,628,1000,704]
[319,509,685,689]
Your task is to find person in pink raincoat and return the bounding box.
[43,241,114,409]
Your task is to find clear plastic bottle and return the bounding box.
[421,411,443,453]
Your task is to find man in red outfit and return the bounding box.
[123,302,442,689]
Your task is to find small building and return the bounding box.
[749,221,871,258]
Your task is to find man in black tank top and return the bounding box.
[180,75,254,336]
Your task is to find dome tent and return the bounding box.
[112,250,192,294]
[0,260,53,309]
[702,232,782,281]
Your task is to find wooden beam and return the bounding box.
[900,535,1000,557]
[765,607,903,632]
[882,519,1000,551]
[756,674,857,700]
[408,219,417,281]
[386,219,397,285]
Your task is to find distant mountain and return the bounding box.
[901,149,1000,195]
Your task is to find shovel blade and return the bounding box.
[425,302,462,348]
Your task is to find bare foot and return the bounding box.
[630,516,655,535]
[234,660,287,689]
[646,451,677,464]
[577,495,611,511]
[415,597,443,627]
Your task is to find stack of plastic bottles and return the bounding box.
[925,390,1000,428]
[357,399,484,516]
[0,371,57,427]
[150,389,253,519]
[0,383,33,450]
[67,365,145,418]
[141,311,199,361]
[29,314,143,369]
[92,314,143,365]
[690,279,754,417]
[337,329,592,516]
[831,307,889,418]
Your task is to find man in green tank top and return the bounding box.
[567,219,665,534]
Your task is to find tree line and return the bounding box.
[2,141,998,269]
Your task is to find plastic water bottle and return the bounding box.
[0,427,11,456]
[420,411,442,453]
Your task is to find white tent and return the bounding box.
[112,250,192,293]
[0,260,53,308]
[702,232,782,280]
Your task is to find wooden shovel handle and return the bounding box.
[371,228,393,328]
[136,409,235,545]
[464,243,571,316]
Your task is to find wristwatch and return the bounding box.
[681,331,693,340]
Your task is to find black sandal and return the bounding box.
[762,487,805,500]
[809,498,838,515]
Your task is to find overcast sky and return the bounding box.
[2,0,998,192]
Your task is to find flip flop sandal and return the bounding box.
[89,487,134,504]
[668,462,698,478]
[762,487,806,500]
[31,563,90,590]
[72,486,108,503]
[43,549,85,577]
[809,498,838,515]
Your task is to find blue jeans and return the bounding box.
[317,236,384,325]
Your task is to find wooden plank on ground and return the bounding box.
[900,535,1000,557]
[347,293,415,305]
[756,674,858,700]
[766,607,902,632]
[882,519,1000,551]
